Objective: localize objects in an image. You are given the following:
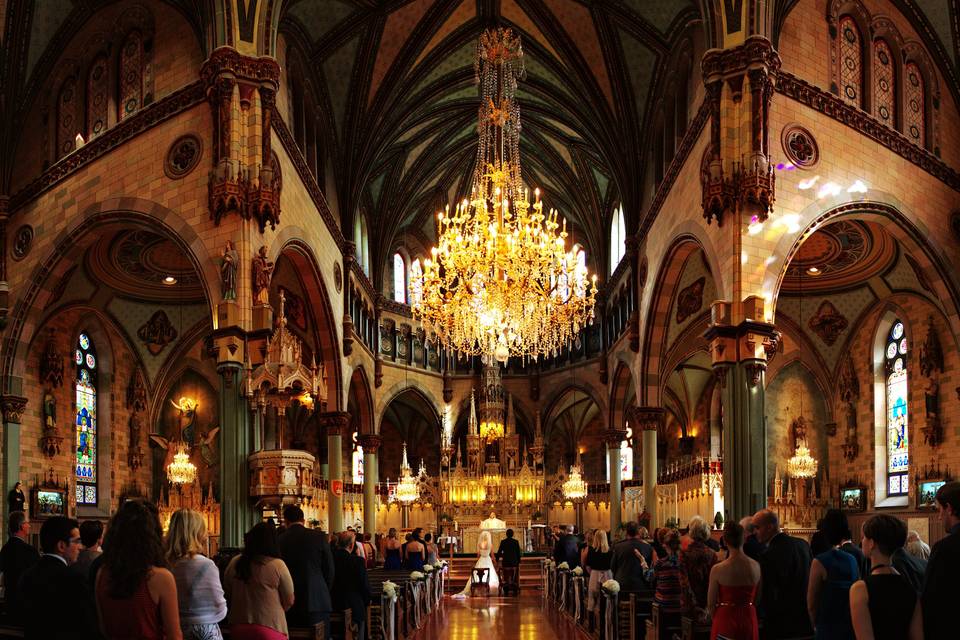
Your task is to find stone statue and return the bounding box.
[924,369,940,418]
[480,511,506,529]
[252,246,274,306]
[220,240,239,300]
[42,389,57,431]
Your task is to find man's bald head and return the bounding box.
[752,509,780,544]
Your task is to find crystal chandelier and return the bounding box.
[395,443,420,505]
[413,28,597,363]
[478,364,505,441]
[562,453,588,501]
[787,443,818,478]
[167,442,197,485]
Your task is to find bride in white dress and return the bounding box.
[455,530,500,596]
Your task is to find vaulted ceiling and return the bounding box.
[278,0,703,279]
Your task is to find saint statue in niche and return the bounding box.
[220,240,239,300]
[924,369,940,419]
[252,246,274,306]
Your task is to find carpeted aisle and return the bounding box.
[412,594,584,639]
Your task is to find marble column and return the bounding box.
[604,429,627,534]
[319,411,350,533]
[218,362,254,548]
[1,394,27,526]
[358,434,381,535]
[633,407,664,529]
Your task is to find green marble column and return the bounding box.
[319,412,350,533]
[359,435,381,535]
[719,361,768,521]
[605,430,625,534]
[1,393,27,527]
[632,407,664,529]
[218,363,254,548]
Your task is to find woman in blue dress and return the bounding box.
[383,527,403,570]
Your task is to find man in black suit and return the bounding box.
[0,511,39,622]
[739,516,764,561]
[18,516,98,639]
[552,525,580,568]
[496,529,523,595]
[332,531,370,640]
[610,521,654,594]
[752,509,813,639]
[923,480,960,638]
[280,504,335,633]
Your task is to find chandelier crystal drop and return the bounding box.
[395,443,420,505]
[167,443,197,485]
[412,28,597,363]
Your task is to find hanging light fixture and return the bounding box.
[788,259,819,479]
[412,28,597,364]
[395,443,420,505]
[563,450,588,501]
[167,442,197,485]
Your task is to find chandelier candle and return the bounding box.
[412,28,597,363]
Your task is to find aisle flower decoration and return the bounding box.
[410,571,425,580]
[558,562,569,570]
[572,566,584,576]
[433,560,444,569]
[602,579,620,595]
[423,564,434,573]
[383,580,398,599]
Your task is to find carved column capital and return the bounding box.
[357,434,382,452]
[602,429,629,447]
[628,406,665,432]
[1,395,28,424]
[318,411,351,437]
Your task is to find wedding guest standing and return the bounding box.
[922,480,960,638]
[707,522,760,640]
[807,509,859,639]
[752,509,813,639]
[224,523,295,640]
[166,509,227,640]
[0,511,39,621]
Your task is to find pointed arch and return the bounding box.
[347,366,375,436]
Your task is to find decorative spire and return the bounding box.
[468,390,478,434]
[506,394,515,435]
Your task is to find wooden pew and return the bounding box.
[678,615,711,640]
[645,603,681,640]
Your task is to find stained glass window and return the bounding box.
[904,63,925,147]
[86,53,109,139]
[393,253,406,303]
[874,39,896,126]
[75,332,98,505]
[57,76,79,158]
[610,204,626,273]
[118,31,143,121]
[839,17,864,108]
[885,320,909,497]
[410,259,423,306]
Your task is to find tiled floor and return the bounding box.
[413,594,585,639]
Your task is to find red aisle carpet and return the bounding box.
[413,594,585,639]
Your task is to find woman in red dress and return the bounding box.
[707,522,761,640]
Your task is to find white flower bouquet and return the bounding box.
[572,566,584,576]
[601,579,620,595]
[558,561,570,570]
[423,564,434,573]
[383,580,398,599]
[410,571,425,580]
[433,560,443,569]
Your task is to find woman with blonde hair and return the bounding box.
[585,529,613,623]
[165,509,227,640]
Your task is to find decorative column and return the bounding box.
[632,407,664,528]
[319,411,350,533]
[604,429,627,534]
[2,394,27,526]
[707,308,779,521]
[358,434,381,535]
[214,332,253,548]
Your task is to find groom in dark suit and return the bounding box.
[496,529,523,595]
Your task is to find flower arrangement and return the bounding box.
[558,561,570,570]
[572,566,584,576]
[423,564,434,573]
[602,579,620,595]
[433,560,443,569]
[410,571,425,580]
[383,580,398,599]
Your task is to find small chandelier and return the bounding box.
[167,443,197,485]
[395,444,420,505]
[413,28,597,364]
[562,453,588,501]
[787,443,818,479]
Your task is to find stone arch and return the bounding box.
[376,383,443,435]
[2,200,218,393]
[609,361,635,432]
[274,238,343,411]
[347,366,375,436]
[541,384,605,478]
[640,234,717,406]
[764,198,960,344]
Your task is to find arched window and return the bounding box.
[904,63,925,147]
[410,258,423,306]
[118,30,144,121]
[884,319,909,497]
[838,16,864,108]
[57,76,80,158]
[873,39,896,126]
[75,332,98,505]
[392,252,407,303]
[86,54,109,139]
[610,205,626,273]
